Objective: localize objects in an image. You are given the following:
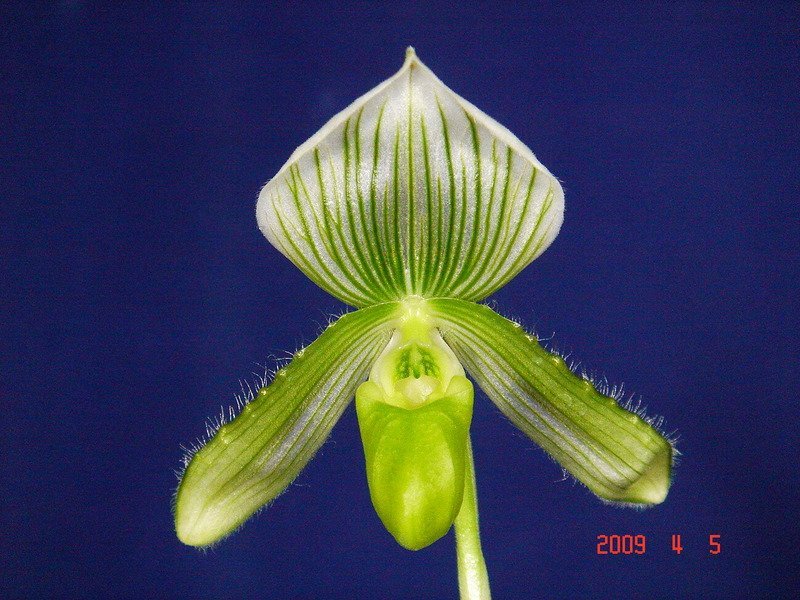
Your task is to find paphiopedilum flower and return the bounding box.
[174,48,673,598]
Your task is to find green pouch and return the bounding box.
[356,375,473,550]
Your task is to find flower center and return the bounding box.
[367,296,465,409]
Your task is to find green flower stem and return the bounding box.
[454,435,491,600]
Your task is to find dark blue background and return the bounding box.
[3,3,798,598]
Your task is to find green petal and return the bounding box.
[174,302,398,547]
[257,48,564,307]
[429,299,672,505]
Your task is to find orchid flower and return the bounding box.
[174,48,673,599]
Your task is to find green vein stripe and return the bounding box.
[320,149,382,303]
[389,125,403,293]
[272,191,361,306]
[477,183,556,299]
[458,145,513,298]
[307,152,375,302]
[450,111,483,291]
[369,101,401,297]
[354,106,394,300]
[458,138,499,295]
[419,113,436,294]
[433,96,459,297]
[406,70,416,294]
[470,164,538,300]
[342,117,389,301]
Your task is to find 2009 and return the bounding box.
[596,534,646,555]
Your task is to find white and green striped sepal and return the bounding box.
[429,299,673,505]
[257,48,564,307]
